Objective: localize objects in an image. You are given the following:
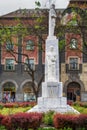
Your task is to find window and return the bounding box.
[6,41,14,50]
[26,40,34,50]
[24,93,36,101]
[69,58,78,70]
[70,38,78,49]
[23,82,36,101]
[5,59,15,71]
[25,59,35,70]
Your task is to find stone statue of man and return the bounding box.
[49,4,57,37]
[47,46,57,81]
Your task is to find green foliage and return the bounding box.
[59,128,72,130]
[0,104,4,109]
[35,1,41,7]
[73,101,80,106]
[73,102,87,113]
[0,107,31,115]
[59,39,65,50]
[43,111,55,126]
[0,25,28,45]
[0,125,6,130]
[13,23,28,36]
[73,106,87,114]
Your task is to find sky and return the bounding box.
[0,0,69,16]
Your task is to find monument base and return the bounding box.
[28,81,79,114]
[28,97,79,114]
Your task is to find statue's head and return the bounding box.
[51,4,55,9]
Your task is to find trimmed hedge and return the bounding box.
[1,111,87,130]
[53,113,87,130]
[53,113,78,129]
[1,112,42,130]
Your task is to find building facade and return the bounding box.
[0,0,87,102]
[0,9,47,102]
[61,0,87,102]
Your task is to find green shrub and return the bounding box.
[0,105,4,109]
[73,101,80,106]
[59,128,72,130]
[0,125,6,130]
[43,111,55,126]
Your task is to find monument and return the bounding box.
[28,1,79,113]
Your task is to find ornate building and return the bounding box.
[61,0,87,102]
[0,0,87,102]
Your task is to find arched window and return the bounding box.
[26,40,34,50]
[23,82,36,101]
[3,82,16,102]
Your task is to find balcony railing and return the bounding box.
[66,64,82,74]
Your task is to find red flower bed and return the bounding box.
[17,102,36,107]
[4,103,15,108]
[0,101,36,108]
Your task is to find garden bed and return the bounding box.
[0,102,87,129]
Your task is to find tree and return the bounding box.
[0,7,48,102]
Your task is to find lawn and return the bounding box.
[0,102,36,115]
[73,105,87,114]
[0,101,87,115]
[0,106,31,115]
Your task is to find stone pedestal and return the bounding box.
[28,37,79,114]
[29,80,79,113]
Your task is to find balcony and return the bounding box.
[66,64,82,74]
